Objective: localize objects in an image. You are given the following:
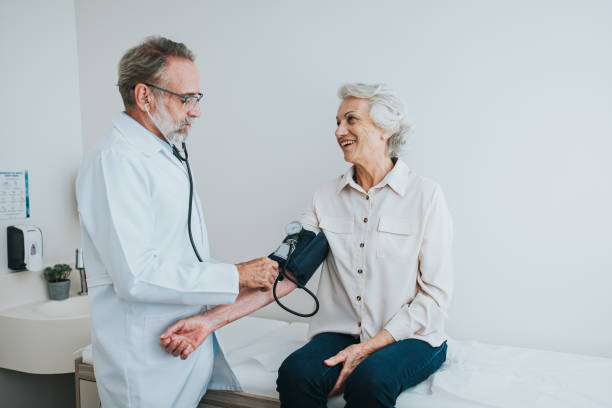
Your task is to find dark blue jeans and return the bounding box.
[277,332,447,408]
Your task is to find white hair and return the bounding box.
[338,83,411,157]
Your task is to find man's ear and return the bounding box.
[134,83,152,112]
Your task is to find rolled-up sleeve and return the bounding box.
[78,150,238,306]
[300,190,321,234]
[384,185,453,344]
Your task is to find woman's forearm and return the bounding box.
[361,329,396,354]
[200,275,298,332]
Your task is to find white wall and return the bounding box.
[75,0,612,357]
[0,1,83,287]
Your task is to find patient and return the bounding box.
[160,83,454,408]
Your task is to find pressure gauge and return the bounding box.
[285,221,303,236]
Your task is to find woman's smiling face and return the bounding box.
[335,97,390,165]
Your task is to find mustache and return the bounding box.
[178,118,192,128]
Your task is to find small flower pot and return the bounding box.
[48,280,70,300]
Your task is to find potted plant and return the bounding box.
[43,264,72,300]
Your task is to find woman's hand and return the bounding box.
[159,314,213,360]
[324,343,372,397]
[324,329,396,397]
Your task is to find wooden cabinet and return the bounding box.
[74,358,98,408]
[78,379,100,408]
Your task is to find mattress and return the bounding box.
[216,317,612,408]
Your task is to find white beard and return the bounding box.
[148,103,191,148]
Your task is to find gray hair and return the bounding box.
[117,36,195,107]
[338,83,411,157]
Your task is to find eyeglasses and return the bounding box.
[144,83,204,111]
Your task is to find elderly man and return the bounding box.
[76,36,278,408]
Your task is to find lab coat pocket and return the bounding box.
[143,309,200,360]
[376,216,417,260]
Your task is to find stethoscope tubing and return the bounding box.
[173,143,203,263]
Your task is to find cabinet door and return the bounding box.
[79,379,100,408]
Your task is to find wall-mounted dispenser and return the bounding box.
[7,225,43,271]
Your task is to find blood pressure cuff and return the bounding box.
[269,230,329,286]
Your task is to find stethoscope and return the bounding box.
[145,103,203,262]
[144,99,202,262]
[172,143,203,262]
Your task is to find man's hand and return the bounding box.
[236,257,278,290]
[159,314,212,360]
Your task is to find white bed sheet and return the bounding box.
[216,317,612,408]
[215,316,289,354]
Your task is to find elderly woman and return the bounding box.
[275,83,453,407]
[160,83,453,408]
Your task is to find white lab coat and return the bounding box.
[76,112,242,408]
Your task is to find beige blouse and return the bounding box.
[301,158,453,347]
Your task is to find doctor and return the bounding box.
[76,36,278,408]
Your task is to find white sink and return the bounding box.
[2,295,90,320]
[0,295,91,374]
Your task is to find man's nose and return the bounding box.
[187,101,201,118]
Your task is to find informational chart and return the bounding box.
[0,170,29,219]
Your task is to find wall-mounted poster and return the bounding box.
[0,170,29,219]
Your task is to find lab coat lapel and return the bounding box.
[113,112,162,157]
[160,146,189,175]
[113,112,188,175]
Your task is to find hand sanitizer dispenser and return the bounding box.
[7,225,43,271]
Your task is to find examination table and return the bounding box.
[75,316,612,408]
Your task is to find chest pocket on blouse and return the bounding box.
[376,216,417,260]
[319,215,354,257]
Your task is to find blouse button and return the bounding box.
[359,242,364,248]
[358,321,362,327]
[356,296,361,302]
[357,269,363,274]
[363,217,368,223]
[366,195,370,200]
